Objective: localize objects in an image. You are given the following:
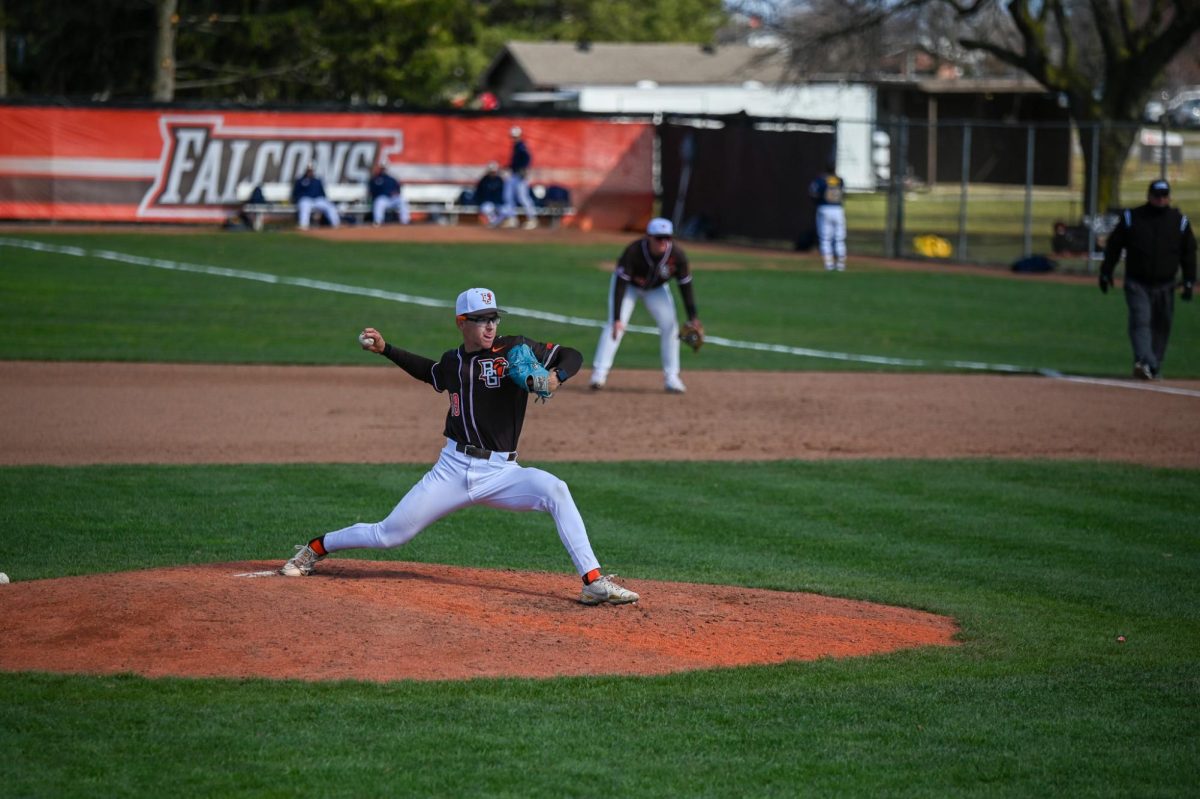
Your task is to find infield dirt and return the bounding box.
[3,355,1198,681]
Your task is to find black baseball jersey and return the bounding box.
[382,335,582,453]
[611,238,698,321]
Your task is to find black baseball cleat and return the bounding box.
[1132,361,1154,381]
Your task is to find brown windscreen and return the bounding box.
[659,116,835,242]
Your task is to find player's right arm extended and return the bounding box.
[382,343,437,386]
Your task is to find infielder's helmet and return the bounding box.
[646,218,674,237]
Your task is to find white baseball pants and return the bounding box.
[372,195,411,225]
[322,440,601,577]
[297,197,340,228]
[816,205,846,268]
[590,275,681,385]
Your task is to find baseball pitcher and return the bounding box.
[279,287,639,606]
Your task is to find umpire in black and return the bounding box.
[1099,179,1196,380]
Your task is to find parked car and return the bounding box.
[1169,97,1200,129]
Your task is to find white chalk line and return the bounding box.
[4,237,1198,399]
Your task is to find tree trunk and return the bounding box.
[152,0,178,102]
[0,0,7,98]
[1078,123,1137,218]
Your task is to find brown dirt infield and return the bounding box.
[3,364,1198,682]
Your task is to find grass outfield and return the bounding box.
[1,231,1197,795]
[0,460,1197,797]
[2,231,1197,377]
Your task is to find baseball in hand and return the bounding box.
[358,333,375,349]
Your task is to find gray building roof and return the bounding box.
[486,41,791,88]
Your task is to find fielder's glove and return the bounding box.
[679,319,705,352]
[507,343,553,402]
[1098,274,1113,294]
[1183,282,1194,302]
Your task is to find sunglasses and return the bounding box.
[464,314,501,325]
[651,235,671,242]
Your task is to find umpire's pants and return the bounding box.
[1124,278,1176,372]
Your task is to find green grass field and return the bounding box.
[1,231,1197,797]
[1,231,1196,377]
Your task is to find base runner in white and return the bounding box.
[279,287,638,606]
[590,218,701,393]
[810,162,847,271]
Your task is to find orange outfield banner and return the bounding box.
[0,107,655,230]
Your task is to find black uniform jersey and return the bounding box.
[382,335,582,453]
[611,238,698,321]
[1102,204,1197,286]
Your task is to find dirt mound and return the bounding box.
[0,561,958,682]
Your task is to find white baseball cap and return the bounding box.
[510,126,522,138]
[646,217,674,237]
[455,287,502,317]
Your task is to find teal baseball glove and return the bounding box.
[507,343,553,402]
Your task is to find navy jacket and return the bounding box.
[291,175,327,202]
[368,172,401,201]
[1102,204,1197,286]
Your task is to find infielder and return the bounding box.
[367,163,410,226]
[810,161,846,271]
[280,287,639,606]
[291,163,340,230]
[590,217,700,394]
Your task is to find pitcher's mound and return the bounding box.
[0,561,958,682]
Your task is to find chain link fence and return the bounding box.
[845,118,1200,271]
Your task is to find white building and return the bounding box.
[481,42,880,191]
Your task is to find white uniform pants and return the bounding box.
[297,197,340,228]
[372,194,411,225]
[591,275,681,385]
[322,440,601,577]
[498,174,536,222]
[816,205,846,268]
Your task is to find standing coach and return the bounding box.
[1099,179,1196,380]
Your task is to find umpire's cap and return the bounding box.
[1148,179,1170,197]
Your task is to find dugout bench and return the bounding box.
[235,182,574,231]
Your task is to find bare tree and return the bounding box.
[152,0,177,102]
[1,0,7,97]
[745,0,1200,213]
